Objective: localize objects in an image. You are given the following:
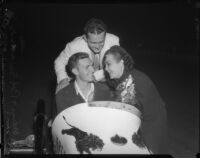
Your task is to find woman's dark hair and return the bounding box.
[103,45,134,71]
[103,45,135,90]
[84,18,107,37]
[66,52,89,79]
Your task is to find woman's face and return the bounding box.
[104,54,124,79]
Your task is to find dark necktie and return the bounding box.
[93,53,100,70]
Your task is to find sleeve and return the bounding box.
[115,36,120,46]
[110,34,120,46]
[54,43,73,84]
[137,75,167,153]
[98,82,115,101]
[55,90,65,115]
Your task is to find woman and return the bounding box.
[103,45,168,154]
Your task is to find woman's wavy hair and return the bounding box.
[103,45,135,90]
[103,45,135,72]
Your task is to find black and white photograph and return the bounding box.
[1,1,199,158]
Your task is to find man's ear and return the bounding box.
[72,67,78,76]
[83,34,87,42]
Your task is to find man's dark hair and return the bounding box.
[66,52,90,79]
[84,18,107,37]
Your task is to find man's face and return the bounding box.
[86,32,106,54]
[75,58,95,82]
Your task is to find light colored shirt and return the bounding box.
[74,81,94,102]
[54,33,120,83]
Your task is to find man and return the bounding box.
[55,18,120,93]
[55,52,114,115]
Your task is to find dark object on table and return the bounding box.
[110,134,127,145]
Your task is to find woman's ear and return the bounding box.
[72,67,78,76]
[120,59,124,65]
[120,59,125,72]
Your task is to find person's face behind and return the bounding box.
[75,58,95,82]
[104,54,124,79]
[86,32,105,54]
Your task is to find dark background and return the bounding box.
[2,1,199,157]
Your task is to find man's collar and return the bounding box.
[74,80,94,95]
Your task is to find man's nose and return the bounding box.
[95,44,101,49]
